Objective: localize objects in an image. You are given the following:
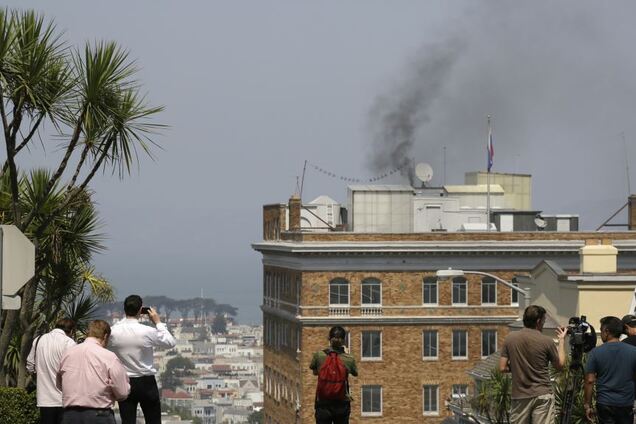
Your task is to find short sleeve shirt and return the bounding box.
[586,342,636,407]
[501,328,559,399]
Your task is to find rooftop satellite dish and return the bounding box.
[535,214,547,230]
[415,163,434,184]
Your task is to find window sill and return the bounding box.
[422,357,438,361]
[361,412,383,417]
[452,357,468,361]
[361,358,383,362]
[424,412,440,416]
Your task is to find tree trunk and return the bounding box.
[16,321,36,388]
[0,309,18,386]
[15,276,38,388]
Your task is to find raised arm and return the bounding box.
[147,307,176,349]
[555,327,567,370]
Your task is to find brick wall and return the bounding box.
[263,204,287,240]
[299,324,510,424]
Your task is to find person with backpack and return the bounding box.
[309,326,358,424]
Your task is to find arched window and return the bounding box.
[452,277,467,305]
[361,278,382,305]
[481,277,497,305]
[329,279,350,305]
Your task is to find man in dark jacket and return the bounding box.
[310,326,358,424]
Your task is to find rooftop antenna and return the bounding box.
[300,160,307,199]
[415,163,434,188]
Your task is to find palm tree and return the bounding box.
[0,169,114,386]
[0,9,163,383]
[471,369,511,424]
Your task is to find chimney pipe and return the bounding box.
[288,194,301,232]
[629,195,636,230]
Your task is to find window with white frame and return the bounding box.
[361,385,382,416]
[481,277,497,305]
[482,329,497,357]
[361,279,382,305]
[452,277,467,305]
[452,384,468,399]
[423,385,439,415]
[361,331,382,360]
[329,279,349,305]
[423,330,438,359]
[511,279,519,306]
[452,330,468,359]
[423,277,438,305]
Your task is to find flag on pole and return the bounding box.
[487,117,494,172]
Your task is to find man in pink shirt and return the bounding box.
[57,320,130,424]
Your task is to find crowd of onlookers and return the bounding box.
[27,295,176,424]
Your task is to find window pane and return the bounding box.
[423,278,437,304]
[452,385,468,399]
[362,280,381,304]
[453,330,467,357]
[482,330,497,357]
[423,331,438,358]
[362,386,382,413]
[362,331,382,358]
[424,385,438,412]
[482,277,496,304]
[452,278,467,304]
[330,280,349,305]
[511,282,519,304]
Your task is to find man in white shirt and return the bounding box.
[109,295,176,424]
[26,318,76,424]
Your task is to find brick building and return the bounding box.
[254,189,636,424]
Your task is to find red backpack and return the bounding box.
[316,349,348,401]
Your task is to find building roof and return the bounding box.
[347,184,414,192]
[444,184,504,194]
[308,195,339,205]
[161,389,192,399]
[467,351,502,380]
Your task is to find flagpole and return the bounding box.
[486,115,491,232]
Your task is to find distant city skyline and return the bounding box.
[4,1,636,323]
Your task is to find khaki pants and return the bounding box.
[510,393,555,424]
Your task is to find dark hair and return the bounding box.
[329,326,346,339]
[601,316,623,338]
[124,295,143,316]
[87,320,111,339]
[54,318,76,336]
[523,305,547,328]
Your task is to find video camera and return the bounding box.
[566,315,596,364]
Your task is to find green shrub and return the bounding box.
[0,388,39,424]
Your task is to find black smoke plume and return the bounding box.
[367,39,465,185]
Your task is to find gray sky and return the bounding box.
[4,1,636,323]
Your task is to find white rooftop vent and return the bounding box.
[458,223,497,232]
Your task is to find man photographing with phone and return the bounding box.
[109,295,176,424]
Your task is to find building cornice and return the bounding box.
[252,240,595,254]
[260,306,518,325]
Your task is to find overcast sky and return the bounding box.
[4,1,636,323]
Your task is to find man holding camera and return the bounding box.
[109,295,176,424]
[499,305,567,424]
[584,316,636,424]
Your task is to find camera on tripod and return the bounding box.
[566,315,597,363]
